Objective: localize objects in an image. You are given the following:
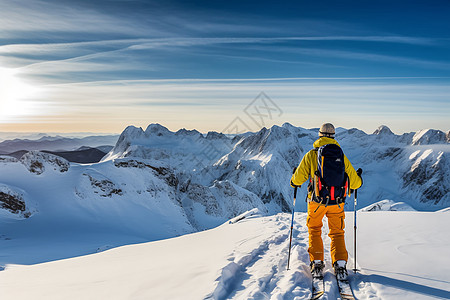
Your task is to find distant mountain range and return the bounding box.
[5,147,113,164]
[0,135,119,154]
[0,132,117,142]
[0,135,118,163]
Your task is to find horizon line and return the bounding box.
[1,123,448,136]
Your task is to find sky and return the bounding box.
[0,0,449,135]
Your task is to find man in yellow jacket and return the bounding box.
[290,123,362,281]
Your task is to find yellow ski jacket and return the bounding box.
[291,137,362,198]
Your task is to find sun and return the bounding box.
[0,67,41,122]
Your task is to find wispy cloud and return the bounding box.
[1,35,444,85]
[0,0,165,38]
[0,36,436,56]
[24,77,447,134]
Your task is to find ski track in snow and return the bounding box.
[207,213,380,300]
[1,211,448,299]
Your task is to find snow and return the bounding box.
[353,210,450,300]
[19,151,70,175]
[360,199,416,211]
[412,129,447,145]
[0,123,449,299]
[0,210,449,299]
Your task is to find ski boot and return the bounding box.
[333,260,348,281]
[310,260,325,279]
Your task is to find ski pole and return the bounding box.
[287,167,298,271]
[353,189,358,273]
[287,184,297,271]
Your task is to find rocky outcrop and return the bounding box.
[0,155,18,163]
[20,151,69,175]
[412,129,447,145]
[114,159,178,187]
[0,185,32,218]
[83,172,123,197]
[403,150,449,205]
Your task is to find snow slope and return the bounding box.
[0,209,448,300]
[0,151,267,265]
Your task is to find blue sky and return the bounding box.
[0,0,449,134]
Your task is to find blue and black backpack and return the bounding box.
[313,144,349,205]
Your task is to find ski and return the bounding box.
[311,276,324,299]
[336,278,355,300]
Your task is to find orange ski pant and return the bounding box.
[307,201,348,264]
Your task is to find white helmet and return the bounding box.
[319,123,335,138]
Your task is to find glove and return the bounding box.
[356,168,363,177]
[290,180,300,188]
[356,168,363,187]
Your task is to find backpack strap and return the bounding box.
[307,147,319,199]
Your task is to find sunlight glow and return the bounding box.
[0,67,42,122]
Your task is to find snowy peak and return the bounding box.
[175,128,202,138]
[205,131,228,140]
[103,126,145,160]
[145,124,172,136]
[233,124,303,156]
[122,125,145,140]
[412,129,448,145]
[373,125,394,136]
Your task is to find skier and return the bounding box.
[290,123,362,284]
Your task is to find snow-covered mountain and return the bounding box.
[103,123,449,212]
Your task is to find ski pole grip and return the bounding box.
[292,167,298,198]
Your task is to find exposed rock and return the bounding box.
[82,172,123,197]
[375,147,403,160]
[403,150,449,205]
[0,155,18,163]
[114,159,178,187]
[20,151,70,175]
[0,191,25,213]
[0,185,32,218]
[412,129,447,145]
[211,180,268,218]
[175,128,202,138]
[145,124,172,136]
[186,183,222,216]
[205,131,228,140]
